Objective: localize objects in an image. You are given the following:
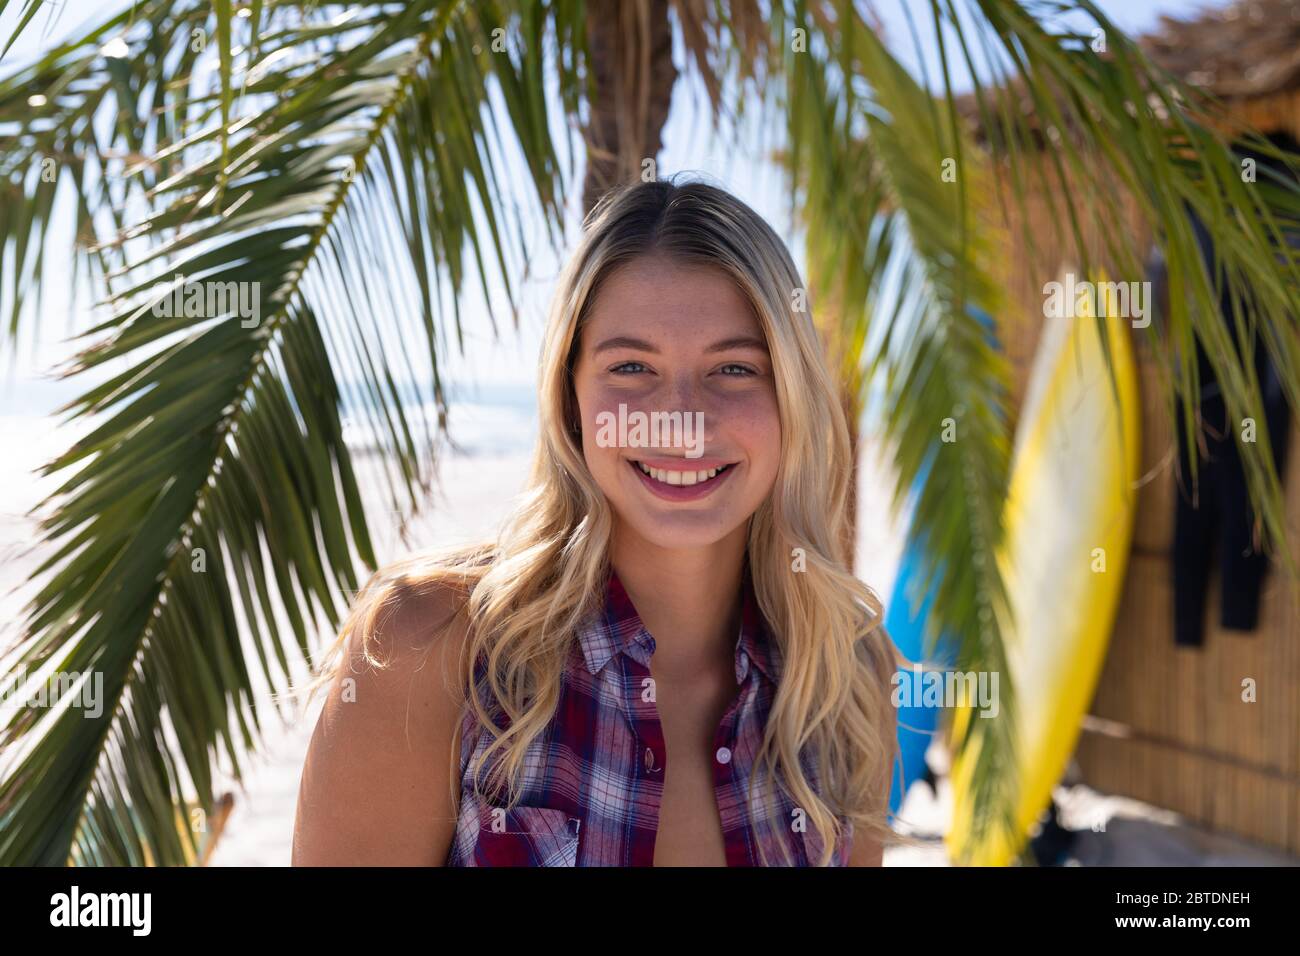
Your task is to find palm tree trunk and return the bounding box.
[581,0,678,216]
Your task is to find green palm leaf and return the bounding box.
[788,0,1300,863]
[962,0,1300,567]
[783,0,1018,860]
[0,0,571,865]
[0,0,48,59]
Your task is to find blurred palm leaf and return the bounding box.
[0,0,48,58]
[792,0,1300,863]
[785,0,1018,859]
[964,0,1300,571]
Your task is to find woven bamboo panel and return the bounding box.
[1087,547,1300,770]
[1074,731,1300,854]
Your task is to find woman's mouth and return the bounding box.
[627,458,738,501]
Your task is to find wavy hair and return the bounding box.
[304,176,906,865]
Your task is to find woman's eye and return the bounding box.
[607,361,755,376]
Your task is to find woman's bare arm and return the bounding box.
[293,583,470,866]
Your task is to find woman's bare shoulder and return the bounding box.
[292,578,475,866]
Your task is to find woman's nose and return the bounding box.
[659,371,700,411]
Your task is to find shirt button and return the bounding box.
[644,747,657,771]
[715,746,732,765]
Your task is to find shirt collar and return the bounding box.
[577,564,781,685]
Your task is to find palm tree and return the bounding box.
[1,0,1297,866]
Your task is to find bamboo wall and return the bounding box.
[989,148,1300,856]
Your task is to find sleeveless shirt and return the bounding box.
[445,566,853,866]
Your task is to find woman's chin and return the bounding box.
[613,510,742,552]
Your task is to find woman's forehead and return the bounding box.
[582,259,761,347]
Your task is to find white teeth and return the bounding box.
[635,462,729,485]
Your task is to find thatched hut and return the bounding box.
[967,0,1300,856]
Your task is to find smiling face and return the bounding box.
[571,254,782,552]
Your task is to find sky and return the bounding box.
[0,0,1228,405]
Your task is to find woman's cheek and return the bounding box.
[578,395,640,491]
[718,387,781,464]
[581,391,637,465]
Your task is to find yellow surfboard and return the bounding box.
[947,274,1142,866]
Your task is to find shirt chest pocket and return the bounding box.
[465,794,583,867]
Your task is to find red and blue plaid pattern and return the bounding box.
[446,565,852,866]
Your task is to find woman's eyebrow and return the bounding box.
[704,335,769,354]
[592,335,658,354]
[591,334,769,355]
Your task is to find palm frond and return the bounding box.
[0,0,49,59]
[794,0,1300,863]
[960,0,1300,569]
[783,0,1020,860]
[0,0,572,865]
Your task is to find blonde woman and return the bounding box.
[292,177,901,866]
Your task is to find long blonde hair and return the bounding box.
[305,176,905,865]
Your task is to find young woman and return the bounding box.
[292,177,901,866]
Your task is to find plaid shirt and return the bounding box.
[446,566,853,866]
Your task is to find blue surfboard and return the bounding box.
[884,462,955,817]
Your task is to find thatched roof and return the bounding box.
[952,1,1300,146]
[1141,0,1300,98]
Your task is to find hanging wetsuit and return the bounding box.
[1171,207,1293,647]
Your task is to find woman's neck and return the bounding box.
[608,523,750,683]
